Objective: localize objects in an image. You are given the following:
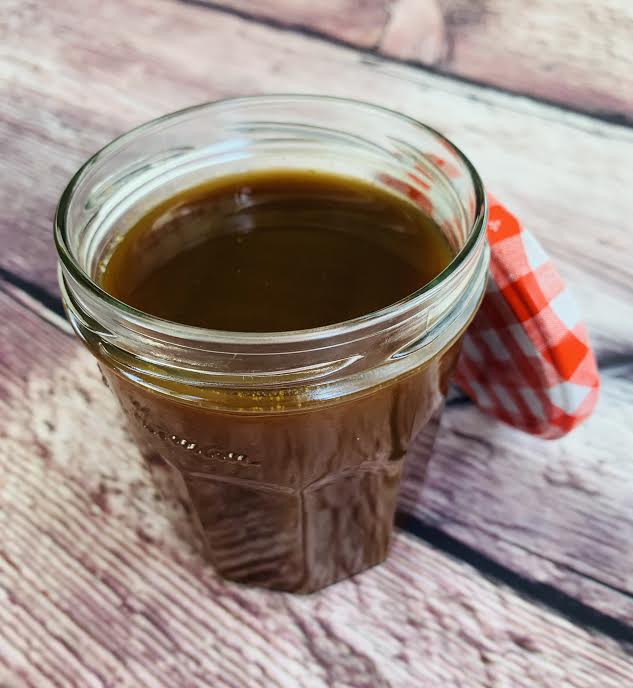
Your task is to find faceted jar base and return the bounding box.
[105,340,458,593]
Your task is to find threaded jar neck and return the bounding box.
[55,96,488,406]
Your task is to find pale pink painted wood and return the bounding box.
[1,1,632,683]
[212,0,389,46]
[215,0,633,119]
[400,365,633,623]
[2,0,632,359]
[1,288,631,687]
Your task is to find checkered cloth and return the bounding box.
[454,195,600,438]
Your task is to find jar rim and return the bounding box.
[54,94,488,345]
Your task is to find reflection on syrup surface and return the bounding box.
[102,169,452,331]
[99,169,457,592]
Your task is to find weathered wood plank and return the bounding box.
[1,288,631,687]
[203,0,389,47]
[2,0,632,622]
[2,273,633,634]
[6,285,633,637]
[400,365,633,623]
[208,0,633,120]
[1,0,632,362]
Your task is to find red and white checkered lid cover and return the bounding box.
[454,195,600,439]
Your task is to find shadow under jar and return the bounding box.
[55,96,489,593]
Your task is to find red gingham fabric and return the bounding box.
[454,195,600,439]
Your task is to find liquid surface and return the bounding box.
[98,169,460,592]
[102,170,453,331]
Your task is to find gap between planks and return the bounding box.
[1,273,631,648]
[3,0,633,360]
[396,514,633,645]
[174,0,633,129]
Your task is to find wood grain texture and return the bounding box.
[4,274,632,628]
[401,365,633,624]
[205,0,389,46]
[207,0,633,120]
[1,287,632,688]
[1,0,633,673]
[1,0,632,624]
[2,0,633,362]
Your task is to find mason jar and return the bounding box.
[55,96,489,593]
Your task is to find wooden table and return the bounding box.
[1,1,632,685]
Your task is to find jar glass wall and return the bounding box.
[55,96,489,592]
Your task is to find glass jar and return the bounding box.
[55,96,489,593]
